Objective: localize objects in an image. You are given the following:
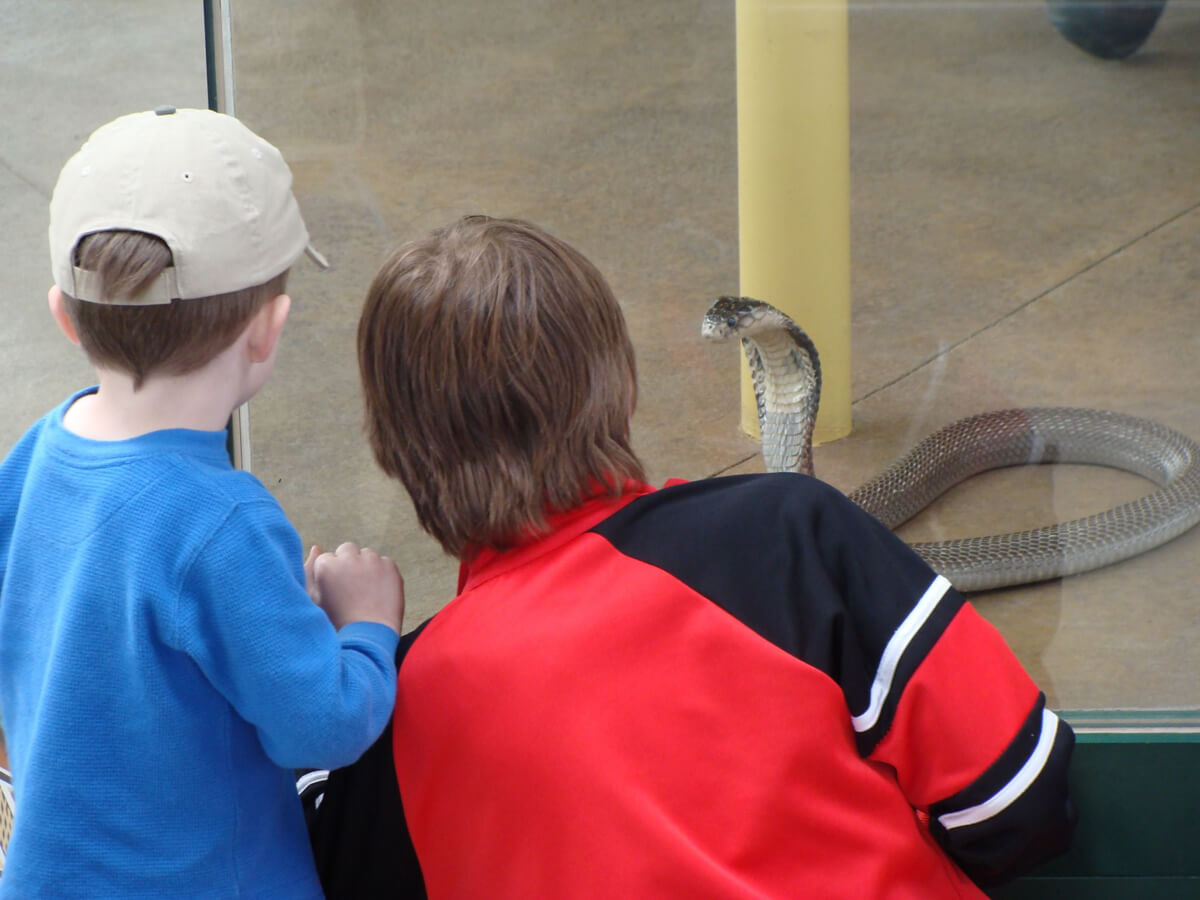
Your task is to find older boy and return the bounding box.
[309,216,1074,898]
[0,108,404,898]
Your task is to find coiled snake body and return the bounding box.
[702,296,1200,592]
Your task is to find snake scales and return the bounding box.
[702,296,1200,592]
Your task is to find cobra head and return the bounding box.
[700,295,822,478]
[700,295,779,342]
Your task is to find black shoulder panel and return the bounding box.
[590,474,960,753]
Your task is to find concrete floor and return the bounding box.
[3,1,1198,720]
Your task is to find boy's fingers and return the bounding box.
[321,541,397,579]
[304,545,322,601]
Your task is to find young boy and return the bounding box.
[307,215,1075,897]
[0,108,404,898]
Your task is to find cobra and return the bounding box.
[701,295,1200,592]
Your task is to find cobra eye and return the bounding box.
[726,316,737,328]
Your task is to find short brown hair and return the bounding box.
[62,230,287,389]
[358,216,645,557]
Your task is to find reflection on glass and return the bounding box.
[223,0,1199,722]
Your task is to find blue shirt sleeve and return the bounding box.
[169,496,399,770]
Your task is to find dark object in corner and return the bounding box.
[1046,0,1169,59]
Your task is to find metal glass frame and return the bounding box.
[203,0,253,472]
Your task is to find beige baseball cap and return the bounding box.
[49,106,327,306]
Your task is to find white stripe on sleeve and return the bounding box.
[937,708,1061,831]
[851,574,951,734]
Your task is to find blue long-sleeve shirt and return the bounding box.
[0,388,399,898]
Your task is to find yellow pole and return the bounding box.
[736,0,852,444]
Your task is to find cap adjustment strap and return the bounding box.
[71,266,180,306]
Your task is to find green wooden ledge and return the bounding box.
[988,713,1200,899]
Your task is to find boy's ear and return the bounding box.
[246,293,292,364]
[48,285,81,346]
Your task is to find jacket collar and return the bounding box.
[457,480,659,594]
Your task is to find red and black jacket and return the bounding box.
[308,474,1074,898]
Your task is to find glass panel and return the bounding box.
[835,0,1199,725]
[2,3,209,447]
[223,1,746,628]
[227,2,1200,722]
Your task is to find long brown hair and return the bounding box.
[358,216,645,558]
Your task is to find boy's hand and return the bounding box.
[311,542,404,634]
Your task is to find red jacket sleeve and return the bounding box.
[870,603,1076,885]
